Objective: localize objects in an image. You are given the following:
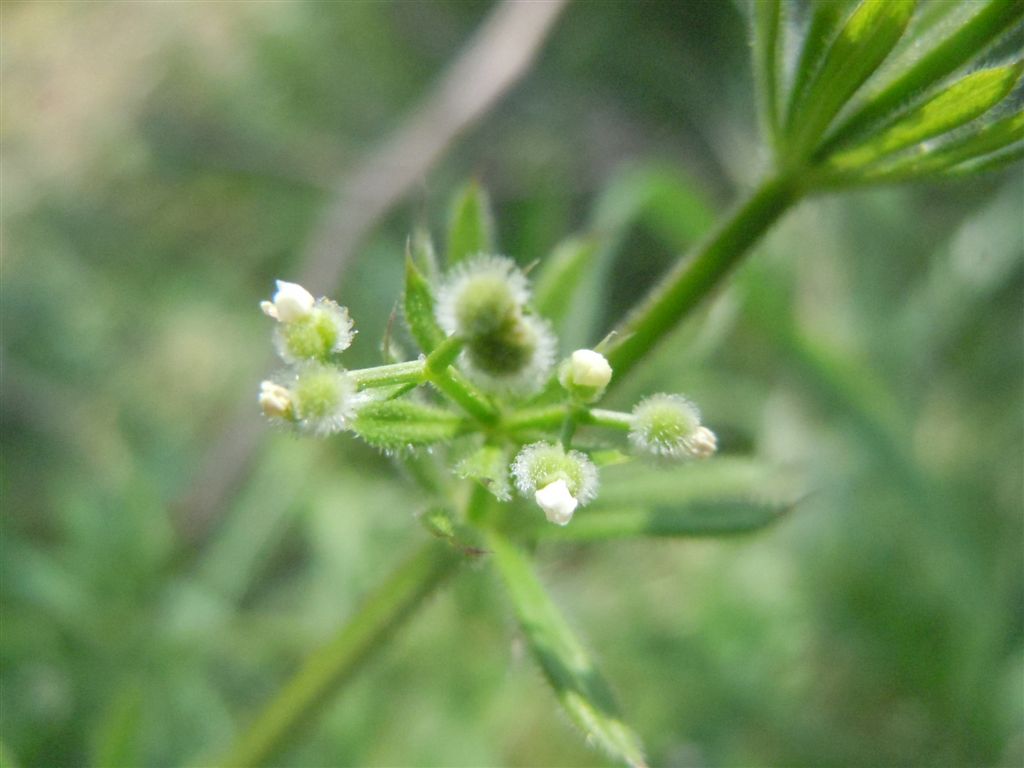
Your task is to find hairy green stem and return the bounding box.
[349,360,425,388]
[216,541,460,768]
[583,408,633,431]
[605,174,801,380]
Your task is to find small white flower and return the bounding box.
[258,381,293,420]
[511,441,599,524]
[534,479,578,526]
[261,280,315,323]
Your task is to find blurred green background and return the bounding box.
[3,1,1022,766]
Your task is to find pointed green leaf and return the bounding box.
[752,0,783,147]
[446,180,495,266]
[532,236,598,332]
[403,253,447,354]
[821,0,1024,153]
[942,141,1024,178]
[410,226,439,282]
[487,531,647,768]
[825,62,1024,172]
[352,400,467,449]
[786,0,915,158]
[454,445,512,501]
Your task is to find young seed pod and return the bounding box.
[435,255,554,395]
[511,441,599,526]
[629,393,717,460]
[288,363,357,436]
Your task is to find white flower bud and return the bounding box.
[261,280,315,323]
[688,426,718,459]
[568,349,612,388]
[534,479,578,526]
[259,381,293,420]
[559,348,612,401]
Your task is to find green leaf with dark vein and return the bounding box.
[487,530,648,768]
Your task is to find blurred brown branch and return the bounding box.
[173,0,569,547]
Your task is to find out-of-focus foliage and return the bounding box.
[2,2,1022,766]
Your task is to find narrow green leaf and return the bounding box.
[825,62,1024,171]
[821,0,1024,153]
[352,400,467,449]
[786,0,857,129]
[942,141,1024,177]
[487,531,647,768]
[532,236,598,332]
[410,225,439,282]
[786,0,915,159]
[446,180,495,266]
[0,740,20,768]
[844,109,1024,184]
[403,253,447,354]
[752,0,783,148]
[536,499,792,542]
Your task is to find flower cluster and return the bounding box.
[256,259,717,528]
[258,281,358,436]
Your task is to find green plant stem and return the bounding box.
[605,174,801,381]
[349,360,425,388]
[216,540,461,768]
[583,408,633,431]
[424,337,499,424]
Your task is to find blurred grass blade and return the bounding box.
[785,0,915,159]
[820,0,1024,154]
[532,236,598,332]
[752,0,783,149]
[92,682,143,768]
[486,530,647,768]
[217,541,461,768]
[352,400,467,449]
[404,252,447,353]
[0,741,19,768]
[410,225,440,281]
[446,180,495,266]
[825,61,1024,172]
[786,0,856,129]
[535,499,792,542]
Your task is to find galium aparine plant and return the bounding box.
[231,3,1024,766]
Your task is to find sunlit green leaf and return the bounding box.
[786,0,915,158]
[446,180,495,266]
[403,253,446,354]
[821,0,1024,152]
[352,400,467,449]
[487,531,647,768]
[786,0,857,129]
[825,62,1024,171]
